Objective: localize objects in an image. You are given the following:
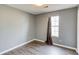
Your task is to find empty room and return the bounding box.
[0,4,79,55]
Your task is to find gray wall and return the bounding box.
[0,5,35,52]
[36,8,77,48]
[0,5,77,53]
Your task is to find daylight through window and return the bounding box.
[51,16,59,37]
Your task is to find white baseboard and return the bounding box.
[33,39,45,42]
[35,39,78,54]
[34,39,77,51]
[0,39,45,55]
[0,38,78,55]
[0,39,35,55]
[75,49,79,54]
[53,43,76,51]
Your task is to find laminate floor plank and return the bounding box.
[3,40,78,55]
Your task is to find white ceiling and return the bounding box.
[7,4,78,15]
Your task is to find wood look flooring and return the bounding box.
[3,40,78,55]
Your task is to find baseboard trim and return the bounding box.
[35,39,78,54]
[75,49,79,54]
[0,39,35,55]
[0,39,78,55]
[53,43,76,51]
[34,39,77,51]
[33,39,45,42]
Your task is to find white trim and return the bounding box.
[35,39,79,54]
[35,39,78,54]
[0,39,45,55]
[75,49,79,54]
[34,39,77,51]
[53,43,76,51]
[0,39,35,55]
[0,39,78,55]
[33,39,45,42]
[32,39,77,51]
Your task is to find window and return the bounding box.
[51,16,59,37]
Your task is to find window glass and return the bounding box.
[51,16,59,37]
